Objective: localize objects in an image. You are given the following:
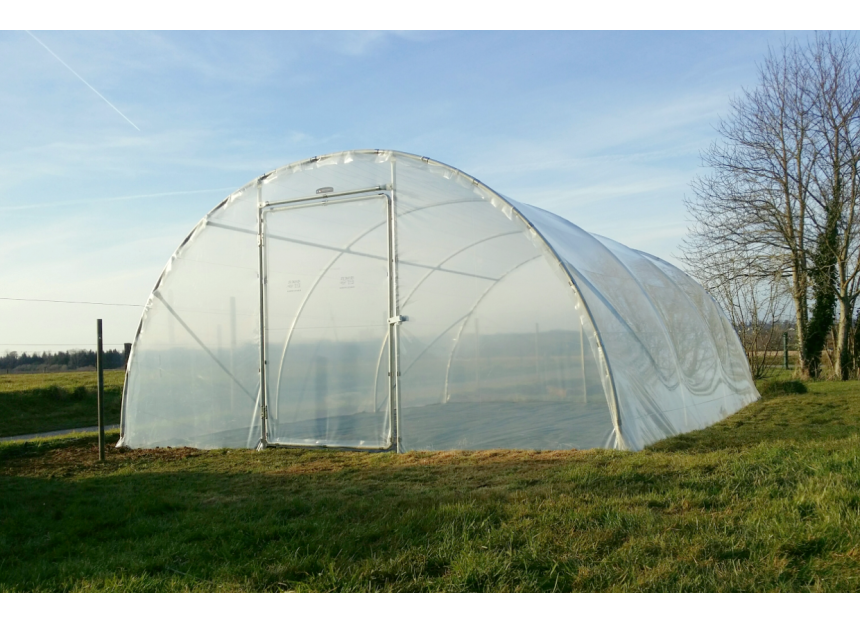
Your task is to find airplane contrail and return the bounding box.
[25,30,141,131]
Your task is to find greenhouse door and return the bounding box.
[262,192,396,449]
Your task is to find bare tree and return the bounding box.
[683,33,860,379]
[683,38,817,374]
[805,32,860,379]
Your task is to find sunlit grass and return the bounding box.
[0,371,124,437]
[1,377,859,591]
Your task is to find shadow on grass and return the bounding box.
[0,436,577,591]
[0,458,775,593]
[758,379,807,399]
[3,423,860,592]
[4,382,860,591]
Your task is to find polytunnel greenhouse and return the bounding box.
[119,150,759,453]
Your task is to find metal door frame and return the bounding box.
[255,182,402,451]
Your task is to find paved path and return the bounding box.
[0,425,120,443]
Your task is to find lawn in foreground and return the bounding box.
[1,380,859,591]
[0,371,124,437]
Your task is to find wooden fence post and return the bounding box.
[97,319,105,462]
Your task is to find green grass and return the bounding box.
[0,371,124,438]
[1,378,860,591]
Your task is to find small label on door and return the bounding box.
[339,276,355,289]
[287,280,301,292]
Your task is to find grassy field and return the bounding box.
[1,377,860,591]
[0,370,124,438]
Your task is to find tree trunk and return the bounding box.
[793,266,810,377]
[835,295,853,379]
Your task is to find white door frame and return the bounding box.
[255,183,402,451]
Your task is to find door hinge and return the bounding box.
[388,315,407,324]
[261,405,268,420]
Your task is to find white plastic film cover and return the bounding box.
[120,150,758,452]
[120,185,262,448]
[508,201,759,450]
[393,157,615,450]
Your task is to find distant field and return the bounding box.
[0,371,124,438]
[1,377,859,591]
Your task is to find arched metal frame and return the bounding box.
[120,150,628,451]
[503,204,625,448]
[438,255,542,403]
[584,233,694,431]
[247,150,626,451]
[119,149,760,453]
[370,231,521,411]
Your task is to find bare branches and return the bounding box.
[683,238,790,379]
[682,37,814,374]
[682,33,860,379]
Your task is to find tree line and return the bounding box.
[682,32,860,380]
[0,349,126,372]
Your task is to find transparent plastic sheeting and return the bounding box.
[120,150,758,452]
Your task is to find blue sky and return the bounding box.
[0,30,799,354]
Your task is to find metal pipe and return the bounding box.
[266,440,394,452]
[442,255,542,403]
[153,292,255,400]
[370,231,517,411]
[510,213,625,448]
[257,179,269,448]
[386,161,398,450]
[263,185,389,209]
[208,219,497,281]
[390,157,404,453]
